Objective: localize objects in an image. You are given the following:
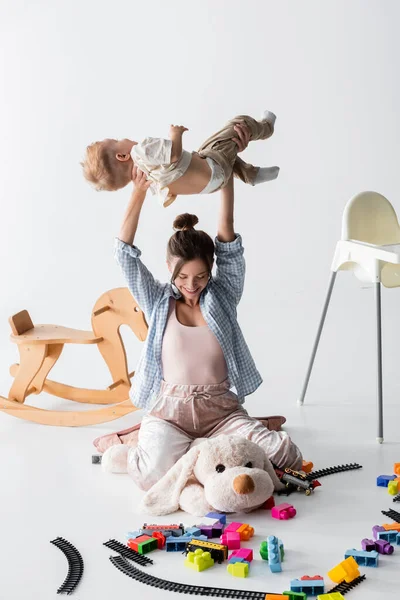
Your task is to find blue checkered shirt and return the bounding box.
[114,234,262,410]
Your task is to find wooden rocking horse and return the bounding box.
[0,288,147,426]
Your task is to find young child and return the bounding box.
[82,111,279,207]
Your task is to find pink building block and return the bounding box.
[220,532,241,549]
[229,548,253,562]
[271,502,297,520]
[224,522,243,534]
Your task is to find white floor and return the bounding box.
[1,389,399,600]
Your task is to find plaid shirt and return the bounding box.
[114,234,262,410]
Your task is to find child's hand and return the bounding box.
[169,124,188,138]
[232,123,251,152]
[132,165,152,192]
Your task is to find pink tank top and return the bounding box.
[161,298,228,384]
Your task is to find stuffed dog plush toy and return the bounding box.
[139,435,284,516]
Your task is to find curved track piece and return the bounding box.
[382,508,400,523]
[50,537,84,595]
[306,463,362,481]
[328,574,366,595]
[109,555,271,598]
[103,539,153,566]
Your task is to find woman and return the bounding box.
[102,124,302,491]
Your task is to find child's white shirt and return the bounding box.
[131,137,192,205]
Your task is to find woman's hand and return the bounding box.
[232,123,251,152]
[132,165,152,192]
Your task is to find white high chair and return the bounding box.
[299,191,400,443]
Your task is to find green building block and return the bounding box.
[137,538,158,554]
[283,592,307,600]
[260,539,284,561]
[185,549,214,572]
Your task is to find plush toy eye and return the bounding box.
[215,464,226,473]
[245,462,253,468]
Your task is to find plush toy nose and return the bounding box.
[233,474,255,495]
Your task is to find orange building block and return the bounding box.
[394,463,400,476]
[265,595,289,600]
[302,460,314,474]
[382,523,400,532]
[327,556,360,584]
[237,523,254,541]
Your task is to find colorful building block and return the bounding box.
[361,538,376,551]
[374,539,394,554]
[396,532,400,546]
[228,548,253,562]
[142,523,184,537]
[302,460,314,473]
[267,535,282,573]
[265,595,289,600]
[260,539,284,561]
[185,548,214,572]
[372,525,385,539]
[394,463,400,476]
[262,496,276,510]
[224,522,243,534]
[377,475,396,487]
[227,561,249,577]
[282,592,307,600]
[344,548,379,567]
[317,594,345,600]
[198,517,220,526]
[198,521,224,538]
[127,535,158,554]
[388,480,399,495]
[237,523,254,540]
[220,532,241,549]
[327,556,360,584]
[185,527,202,537]
[271,502,297,520]
[290,577,324,596]
[382,522,400,532]
[126,530,141,540]
[165,535,207,552]
[151,531,166,549]
[206,512,226,524]
[377,530,398,543]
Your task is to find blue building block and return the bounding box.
[165,534,207,552]
[397,532,400,546]
[267,535,282,573]
[185,527,202,537]
[227,556,246,564]
[290,578,325,595]
[126,531,141,540]
[344,548,379,567]
[206,512,227,524]
[377,475,396,487]
[378,530,398,544]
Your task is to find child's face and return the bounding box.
[169,258,211,302]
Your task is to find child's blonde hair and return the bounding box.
[81,141,130,191]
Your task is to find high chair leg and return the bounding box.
[298,271,337,405]
[375,282,384,443]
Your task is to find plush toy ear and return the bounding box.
[263,455,286,491]
[140,445,202,515]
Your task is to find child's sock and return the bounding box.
[262,110,277,125]
[253,166,280,184]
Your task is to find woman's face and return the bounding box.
[168,257,210,301]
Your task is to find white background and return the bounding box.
[0,1,400,599]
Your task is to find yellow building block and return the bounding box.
[327,556,359,584]
[317,594,345,600]
[227,561,249,577]
[184,549,214,572]
[388,480,399,495]
[237,523,254,541]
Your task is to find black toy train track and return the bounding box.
[109,555,275,598]
[393,493,400,503]
[305,463,362,481]
[381,508,400,523]
[103,538,154,566]
[50,537,84,595]
[328,574,366,595]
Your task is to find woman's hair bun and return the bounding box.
[173,213,199,231]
